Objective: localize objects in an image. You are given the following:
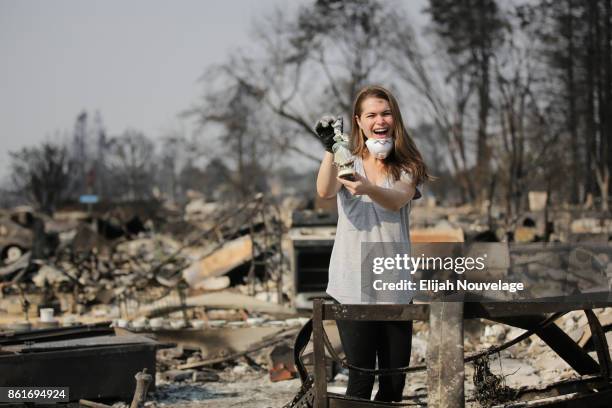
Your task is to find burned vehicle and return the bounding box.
[0,215,33,264]
[0,208,59,265]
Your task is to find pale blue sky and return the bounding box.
[0,0,427,179]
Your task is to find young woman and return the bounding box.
[315,85,429,402]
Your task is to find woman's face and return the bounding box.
[356,97,394,140]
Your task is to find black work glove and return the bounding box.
[314,115,338,153]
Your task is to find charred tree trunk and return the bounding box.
[604,0,612,197]
[567,0,581,204]
[476,0,492,201]
[585,1,599,204]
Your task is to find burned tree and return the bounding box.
[9,142,75,215]
[190,0,405,166]
[426,0,507,201]
[529,0,612,210]
[106,130,156,201]
[157,132,195,203]
[385,12,477,202]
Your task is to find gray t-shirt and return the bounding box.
[326,156,413,304]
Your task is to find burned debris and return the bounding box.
[0,194,305,405]
[472,355,518,407]
[0,195,610,407]
[1,195,612,407]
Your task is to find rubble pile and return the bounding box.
[472,354,518,407]
[1,196,612,407]
[0,195,311,406]
[1,194,287,318]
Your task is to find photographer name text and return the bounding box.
[372,279,524,293]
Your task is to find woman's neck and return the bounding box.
[362,150,385,167]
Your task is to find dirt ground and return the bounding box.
[6,311,611,408]
[72,337,595,408]
[81,356,582,408]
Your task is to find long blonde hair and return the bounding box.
[350,85,429,185]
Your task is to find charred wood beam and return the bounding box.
[584,309,612,378]
[487,314,600,375]
[322,303,429,322]
[129,368,152,408]
[79,399,111,408]
[322,301,612,322]
[427,302,464,408]
[496,388,612,407]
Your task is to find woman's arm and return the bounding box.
[316,152,343,198]
[366,181,415,211]
[337,173,416,211]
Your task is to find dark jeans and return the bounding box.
[336,319,413,402]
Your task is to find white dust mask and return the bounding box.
[365,137,393,159]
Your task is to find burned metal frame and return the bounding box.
[311,298,612,408]
[0,326,162,402]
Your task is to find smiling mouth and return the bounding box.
[372,128,389,138]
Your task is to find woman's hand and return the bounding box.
[336,172,373,196]
[338,172,416,211]
[314,116,338,153]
